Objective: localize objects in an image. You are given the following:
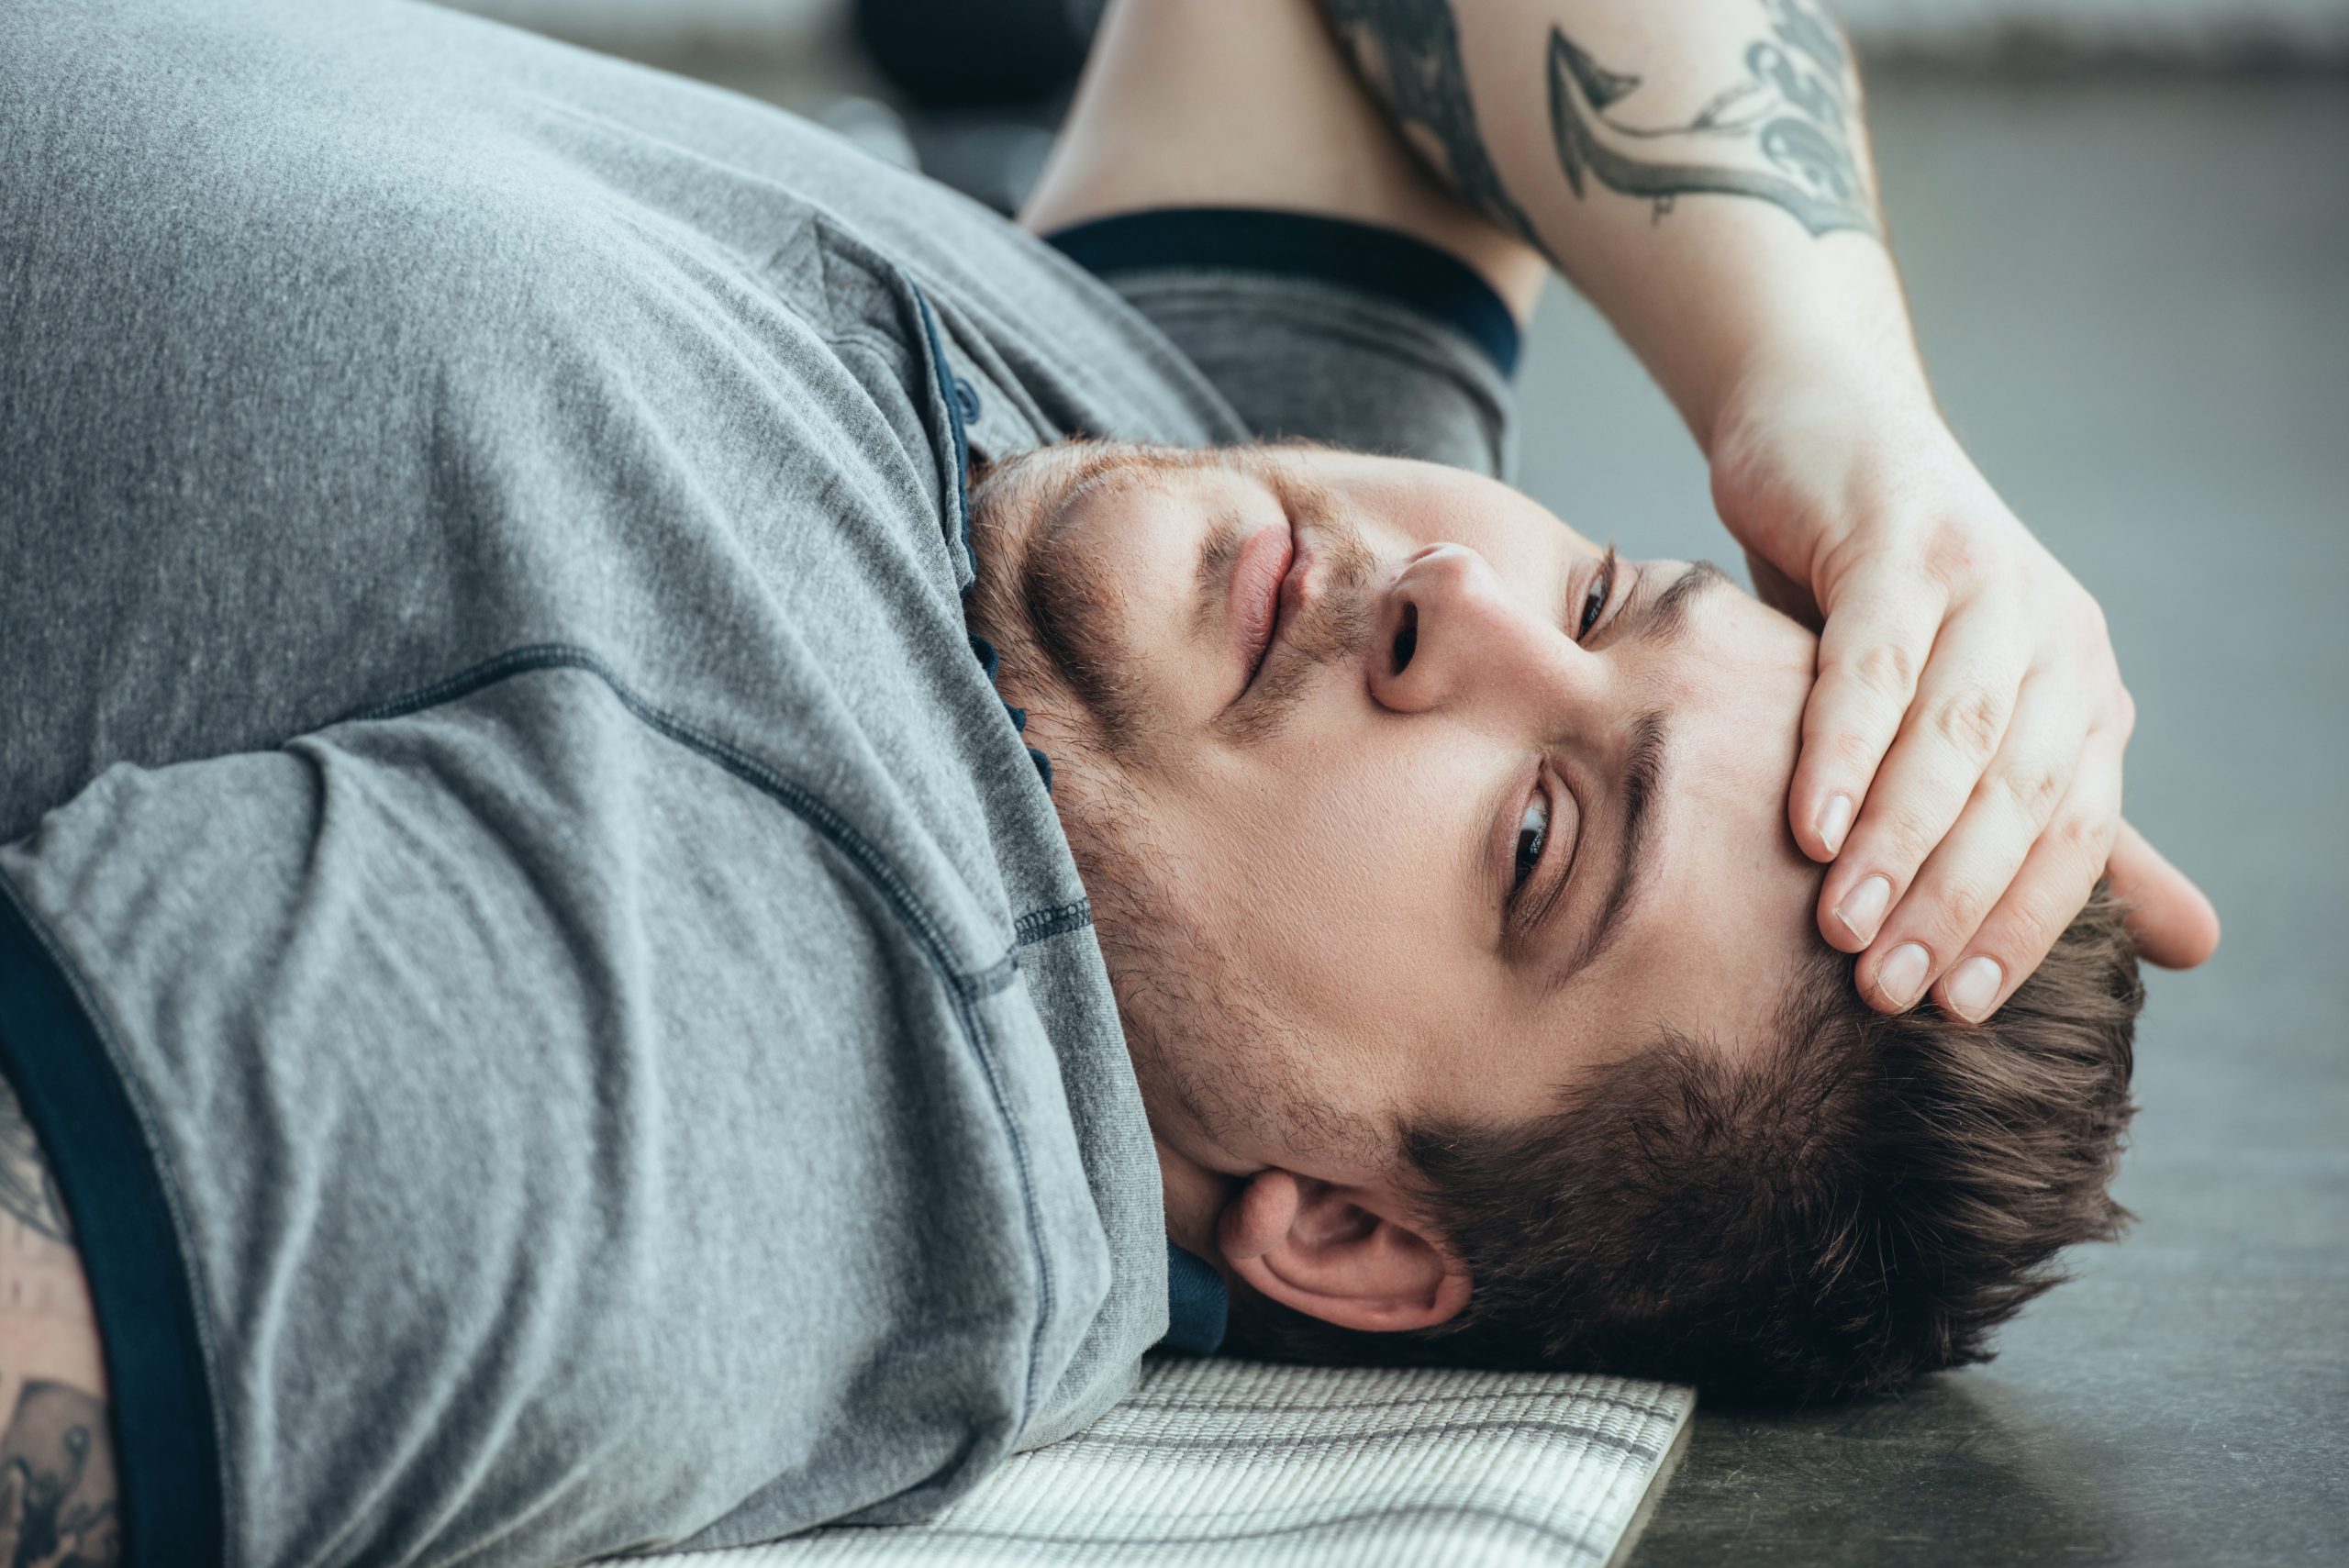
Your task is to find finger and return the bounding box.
[1788,559,1950,864]
[1928,748,2126,1022]
[1815,614,2030,955]
[1790,561,1948,864]
[2106,818,2221,969]
[1851,690,2114,1009]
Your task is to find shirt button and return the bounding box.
[952,375,982,424]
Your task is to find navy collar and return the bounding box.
[1161,1241,1229,1356]
[919,289,1223,1360]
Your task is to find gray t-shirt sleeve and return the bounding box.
[3,663,1085,1566]
[1041,207,1523,481]
[2,0,1213,1562]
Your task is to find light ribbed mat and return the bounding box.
[621,1358,1696,1568]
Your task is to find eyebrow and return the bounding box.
[1634,559,1731,651]
[1543,562,1727,986]
[1551,708,1671,987]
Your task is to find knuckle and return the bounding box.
[1998,895,2064,958]
[1929,685,2008,762]
[2112,683,2139,739]
[1831,727,1880,771]
[1992,762,2064,823]
[1926,877,1995,941]
[1842,639,1920,705]
[1922,519,1977,588]
[1880,812,1941,870]
[2052,810,2114,862]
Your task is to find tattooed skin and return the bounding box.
[1322,0,1877,243]
[0,1095,70,1249]
[1548,0,1877,237]
[1319,0,1553,258]
[0,1385,119,1568]
[0,1077,117,1568]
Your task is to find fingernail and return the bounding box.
[1835,875,1892,943]
[1817,794,1854,855]
[1877,942,1931,1009]
[1946,956,2004,1021]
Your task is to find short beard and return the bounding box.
[963,442,1391,1171]
[964,440,1175,763]
[1067,781,1389,1170]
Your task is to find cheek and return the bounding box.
[1157,730,1494,1051]
[1353,462,1595,570]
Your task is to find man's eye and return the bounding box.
[1576,550,1618,640]
[1512,788,1551,894]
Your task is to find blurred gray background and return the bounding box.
[442,2,2346,1562]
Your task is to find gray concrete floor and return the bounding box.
[1523,72,2346,1568]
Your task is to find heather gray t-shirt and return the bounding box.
[0,2,1515,1565]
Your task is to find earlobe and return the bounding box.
[1218,1170,1472,1335]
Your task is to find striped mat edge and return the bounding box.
[622,1357,1698,1568]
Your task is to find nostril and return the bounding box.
[1390,604,1418,674]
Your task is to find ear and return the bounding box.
[1217,1170,1472,1334]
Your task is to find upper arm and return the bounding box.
[1019,0,1547,318]
[0,1075,119,1565]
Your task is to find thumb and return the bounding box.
[2108,819,2221,969]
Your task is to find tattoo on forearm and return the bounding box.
[0,1384,120,1567]
[1549,0,1876,237]
[1323,0,1877,245]
[1320,0,1554,258]
[0,1082,71,1247]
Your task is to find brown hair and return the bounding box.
[1224,888,2144,1401]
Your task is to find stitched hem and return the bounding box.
[1013,901,1093,947]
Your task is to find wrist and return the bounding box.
[1706,364,1970,589]
[1705,320,1939,462]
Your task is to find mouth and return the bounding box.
[1229,519,1296,695]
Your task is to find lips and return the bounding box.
[1229,521,1295,690]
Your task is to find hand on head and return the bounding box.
[1709,385,2220,1021]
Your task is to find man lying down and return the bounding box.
[0,0,2219,1563]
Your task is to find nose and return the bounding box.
[1366,543,1601,725]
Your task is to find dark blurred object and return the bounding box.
[902,117,1061,215]
[852,0,1093,111]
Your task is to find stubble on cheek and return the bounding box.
[1022,521,1152,761]
[963,444,1396,1172]
[1096,873,1395,1172]
[965,443,1165,762]
[1031,722,1386,1173]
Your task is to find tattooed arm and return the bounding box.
[1319,0,2219,1012]
[1318,0,1899,438]
[0,1077,119,1567]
